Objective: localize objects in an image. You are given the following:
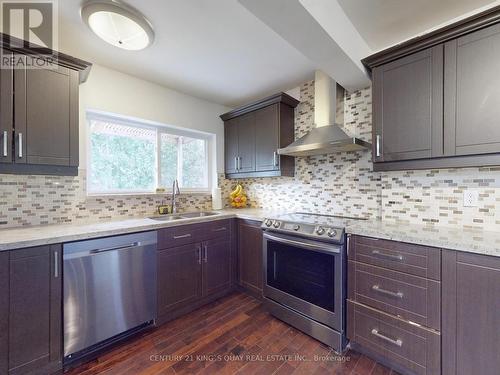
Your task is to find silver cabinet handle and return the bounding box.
[372,284,404,299]
[234,157,238,171]
[237,157,241,170]
[273,151,278,167]
[212,227,227,232]
[376,134,381,157]
[54,250,59,278]
[203,244,208,263]
[371,250,403,262]
[18,133,22,158]
[371,329,402,347]
[2,131,7,157]
[173,234,191,240]
[197,245,202,264]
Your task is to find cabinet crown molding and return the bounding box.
[0,33,92,83]
[220,92,299,121]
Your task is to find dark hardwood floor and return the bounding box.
[67,292,401,375]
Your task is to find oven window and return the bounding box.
[267,241,335,312]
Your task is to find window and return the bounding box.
[87,112,212,195]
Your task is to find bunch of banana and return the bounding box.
[229,184,247,208]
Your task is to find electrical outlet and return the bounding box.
[463,190,479,207]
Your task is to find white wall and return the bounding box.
[79,64,231,174]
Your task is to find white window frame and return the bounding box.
[86,110,214,196]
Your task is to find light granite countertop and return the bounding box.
[0,208,277,251]
[2,208,500,258]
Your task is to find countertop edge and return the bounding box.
[0,210,268,251]
[346,225,500,258]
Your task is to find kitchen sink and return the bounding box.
[148,215,185,221]
[148,211,220,221]
[180,211,220,218]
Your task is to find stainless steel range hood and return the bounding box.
[278,71,371,157]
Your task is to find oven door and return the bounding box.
[263,231,344,331]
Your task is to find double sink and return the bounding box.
[149,211,220,222]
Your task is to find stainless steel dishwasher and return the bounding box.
[63,231,157,362]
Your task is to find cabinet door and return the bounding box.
[224,118,239,174]
[0,49,13,165]
[15,60,79,166]
[202,238,231,296]
[157,244,202,316]
[0,252,8,374]
[255,104,279,171]
[444,23,500,156]
[442,251,500,375]
[236,112,256,173]
[238,220,263,297]
[373,45,443,162]
[9,245,62,375]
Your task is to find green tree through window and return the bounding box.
[88,116,210,194]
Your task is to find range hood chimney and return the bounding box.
[278,71,371,157]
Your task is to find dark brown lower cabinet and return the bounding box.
[237,219,263,298]
[0,252,8,374]
[347,301,440,375]
[442,250,500,375]
[347,235,441,375]
[7,245,62,375]
[157,243,203,316]
[157,221,234,323]
[203,238,231,296]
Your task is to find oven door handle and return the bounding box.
[263,232,340,254]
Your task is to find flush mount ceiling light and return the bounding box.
[81,0,154,51]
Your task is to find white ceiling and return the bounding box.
[58,0,316,107]
[58,0,498,107]
[338,0,498,52]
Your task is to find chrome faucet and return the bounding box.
[171,179,180,214]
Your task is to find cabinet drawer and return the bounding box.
[349,236,441,280]
[348,261,440,330]
[202,219,231,240]
[158,224,204,249]
[347,301,440,375]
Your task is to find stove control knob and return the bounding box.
[327,229,337,238]
[293,224,300,231]
[273,220,281,228]
[316,226,325,235]
[265,219,273,227]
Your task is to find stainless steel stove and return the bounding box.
[261,212,366,353]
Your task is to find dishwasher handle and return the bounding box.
[90,242,141,254]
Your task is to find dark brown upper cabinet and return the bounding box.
[235,112,256,173]
[221,93,298,179]
[444,22,500,157]
[15,61,79,168]
[0,49,13,166]
[365,7,500,171]
[0,35,91,176]
[372,45,443,163]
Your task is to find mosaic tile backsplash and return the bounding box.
[3,80,500,231]
[221,80,500,231]
[0,172,212,228]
